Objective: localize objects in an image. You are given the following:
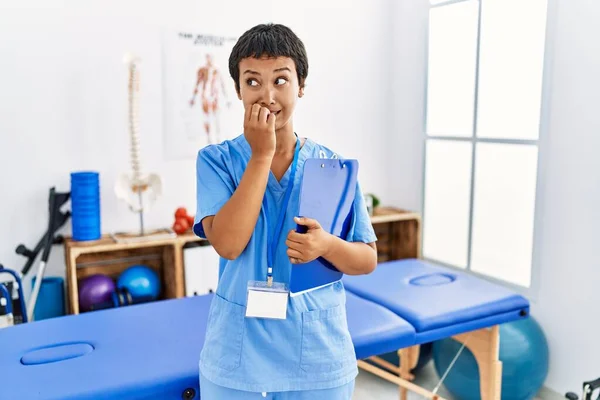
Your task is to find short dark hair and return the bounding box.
[229,23,308,93]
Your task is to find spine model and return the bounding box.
[115,53,163,237]
[126,54,145,193]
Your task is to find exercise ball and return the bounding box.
[372,342,433,373]
[117,265,161,302]
[432,316,549,400]
[78,274,116,312]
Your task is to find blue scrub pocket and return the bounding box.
[300,303,354,374]
[201,294,245,371]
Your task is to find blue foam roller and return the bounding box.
[70,171,101,241]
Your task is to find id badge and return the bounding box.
[246,280,289,319]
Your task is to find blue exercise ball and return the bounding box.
[117,265,161,302]
[432,316,549,400]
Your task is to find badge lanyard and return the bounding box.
[262,136,301,287]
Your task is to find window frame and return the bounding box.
[420,0,557,300]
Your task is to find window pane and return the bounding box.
[426,1,479,137]
[423,140,473,268]
[476,0,548,140]
[470,143,538,287]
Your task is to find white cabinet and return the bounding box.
[183,243,220,296]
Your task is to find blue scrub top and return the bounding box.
[193,134,377,393]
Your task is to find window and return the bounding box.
[423,0,549,289]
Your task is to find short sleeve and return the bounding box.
[193,147,236,239]
[344,182,377,243]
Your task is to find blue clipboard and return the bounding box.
[289,158,359,296]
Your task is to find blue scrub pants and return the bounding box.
[200,373,355,399]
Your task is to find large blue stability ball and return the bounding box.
[117,265,161,302]
[432,317,549,400]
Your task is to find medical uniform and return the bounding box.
[193,134,377,398]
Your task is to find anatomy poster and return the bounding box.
[163,30,241,159]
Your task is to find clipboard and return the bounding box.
[289,158,359,296]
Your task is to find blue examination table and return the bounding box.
[0,259,529,400]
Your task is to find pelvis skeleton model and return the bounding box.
[114,53,162,234]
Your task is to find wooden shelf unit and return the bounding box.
[64,207,421,315]
[63,232,204,315]
[371,207,422,262]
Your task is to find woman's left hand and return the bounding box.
[286,217,334,264]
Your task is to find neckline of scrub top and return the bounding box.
[238,134,314,193]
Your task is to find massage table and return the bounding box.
[343,259,530,400]
[0,259,529,400]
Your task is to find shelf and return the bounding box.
[63,207,421,315]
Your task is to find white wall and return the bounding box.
[2,0,598,395]
[0,0,392,285]
[389,0,600,395]
[529,0,600,393]
[388,0,429,211]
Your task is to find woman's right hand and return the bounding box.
[244,103,276,160]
